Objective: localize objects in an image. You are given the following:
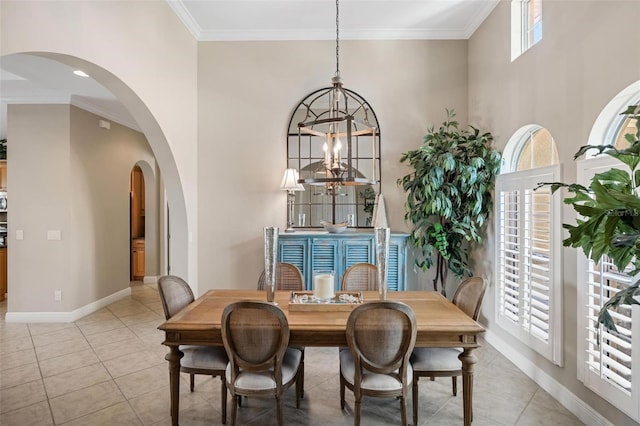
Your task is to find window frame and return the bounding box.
[511,0,543,61]
[494,163,563,365]
[576,155,640,422]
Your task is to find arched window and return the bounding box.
[495,125,563,365]
[577,80,640,422]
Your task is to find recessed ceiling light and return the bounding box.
[73,70,89,77]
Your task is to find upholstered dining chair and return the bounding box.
[256,261,306,396]
[157,275,229,424]
[221,301,303,426]
[411,276,487,425]
[340,301,417,426]
[257,262,304,291]
[341,263,378,291]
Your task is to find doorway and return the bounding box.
[130,165,145,281]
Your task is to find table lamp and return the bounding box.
[280,168,305,232]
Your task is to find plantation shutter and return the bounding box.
[577,156,639,422]
[495,164,562,365]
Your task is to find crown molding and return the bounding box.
[198,27,472,41]
[167,0,500,41]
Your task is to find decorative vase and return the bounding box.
[263,226,279,304]
[375,227,390,300]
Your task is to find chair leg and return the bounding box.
[452,375,457,396]
[276,395,283,426]
[400,395,408,426]
[354,396,361,426]
[412,377,418,426]
[296,367,302,408]
[190,373,195,392]
[340,374,346,410]
[230,392,237,426]
[300,350,305,399]
[220,376,227,424]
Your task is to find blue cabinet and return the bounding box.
[278,232,409,292]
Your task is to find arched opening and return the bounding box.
[1,52,190,315]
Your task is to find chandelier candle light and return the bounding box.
[280,168,305,232]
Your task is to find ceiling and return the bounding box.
[0,0,499,140]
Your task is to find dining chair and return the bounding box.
[221,301,303,426]
[257,262,304,291]
[341,263,378,291]
[411,276,487,425]
[256,261,306,397]
[340,301,417,426]
[158,275,229,424]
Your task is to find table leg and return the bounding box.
[459,347,477,426]
[166,345,183,426]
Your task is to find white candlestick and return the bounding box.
[314,273,335,300]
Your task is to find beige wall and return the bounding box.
[469,1,640,425]
[197,40,468,291]
[8,105,72,311]
[69,106,158,307]
[7,105,157,312]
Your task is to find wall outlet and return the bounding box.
[47,230,61,241]
[54,290,62,301]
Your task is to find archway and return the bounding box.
[1,52,191,316]
[28,52,189,281]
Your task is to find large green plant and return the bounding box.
[397,110,501,296]
[542,105,640,331]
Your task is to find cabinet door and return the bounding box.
[279,239,308,288]
[310,238,338,291]
[0,248,6,301]
[341,238,373,272]
[388,236,408,291]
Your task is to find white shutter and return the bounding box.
[577,156,639,422]
[495,164,562,365]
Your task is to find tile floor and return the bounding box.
[0,282,584,425]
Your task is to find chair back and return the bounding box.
[452,277,487,321]
[346,301,416,377]
[158,275,195,320]
[221,301,289,379]
[341,263,378,291]
[257,262,304,291]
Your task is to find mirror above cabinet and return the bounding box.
[285,85,381,230]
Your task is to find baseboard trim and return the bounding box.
[4,287,132,323]
[143,275,159,284]
[484,329,613,426]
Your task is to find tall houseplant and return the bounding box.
[398,110,501,296]
[542,105,640,330]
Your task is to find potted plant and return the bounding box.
[398,110,501,296]
[542,105,640,330]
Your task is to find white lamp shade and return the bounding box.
[280,168,305,191]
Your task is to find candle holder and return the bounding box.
[313,270,335,302]
[263,226,279,304]
[375,227,390,300]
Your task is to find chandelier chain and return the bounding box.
[335,0,340,77]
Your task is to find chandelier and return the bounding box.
[296,0,378,188]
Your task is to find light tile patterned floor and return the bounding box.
[0,282,584,425]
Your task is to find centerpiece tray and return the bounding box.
[288,291,363,312]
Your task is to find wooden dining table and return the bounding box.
[158,289,484,426]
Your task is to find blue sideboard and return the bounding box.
[278,231,409,292]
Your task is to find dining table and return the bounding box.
[158,289,485,426]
